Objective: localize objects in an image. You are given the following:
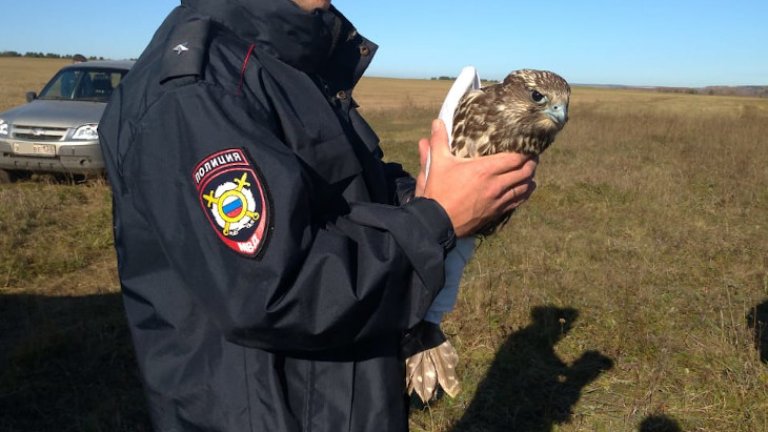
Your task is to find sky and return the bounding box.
[1,0,766,87]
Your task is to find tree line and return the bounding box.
[431,76,500,84]
[0,51,105,60]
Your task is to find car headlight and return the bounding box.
[72,124,99,140]
[0,119,8,137]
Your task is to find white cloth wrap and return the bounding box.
[423,66,480,324]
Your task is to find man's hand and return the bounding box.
[416,119,538,237]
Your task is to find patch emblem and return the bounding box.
[193,149,270,257]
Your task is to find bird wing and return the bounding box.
[452,87,494,158]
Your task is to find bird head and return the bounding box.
[501,69,571,139]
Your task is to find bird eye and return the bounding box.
[531,90,546,103]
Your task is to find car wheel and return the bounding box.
[0,169,15,184]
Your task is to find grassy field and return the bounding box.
[1,58,767,431]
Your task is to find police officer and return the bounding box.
[99,0,537,430]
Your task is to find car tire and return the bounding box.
[0,169,15,184]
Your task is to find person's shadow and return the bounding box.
[0,292,151,431]
[450,306,614,432]
[638,414,683,431]
[747,299,768,363]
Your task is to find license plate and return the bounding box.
[12,142,56,157]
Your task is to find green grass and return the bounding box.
[0,182,149,431]
[403,91,768,431]
[1,69,767,431]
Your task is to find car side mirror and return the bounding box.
[26,92,37,103]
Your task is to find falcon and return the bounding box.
[405,69,570,403]
[452,69,570,234]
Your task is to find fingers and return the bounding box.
[494,158,538,191]
[481,152,535,174]
[501,180,537,212]
[482,158,537,201]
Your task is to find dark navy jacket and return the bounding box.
[99,0,455,430]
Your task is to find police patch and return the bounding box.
[193,149,270,257]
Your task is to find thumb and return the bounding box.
[429,119,451,158]
[416,119,450,197]
[418,137,430,168]
[415,138,429,197]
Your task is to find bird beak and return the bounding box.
[544,105,568,126]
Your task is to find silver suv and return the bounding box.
[0,60,133,181]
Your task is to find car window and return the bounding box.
[38,68,128,103]
[42,70,83,100]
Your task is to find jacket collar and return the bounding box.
[181,0,351,74]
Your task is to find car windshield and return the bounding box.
[37,68,128,102]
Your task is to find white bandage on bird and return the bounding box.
[405,66,570,403]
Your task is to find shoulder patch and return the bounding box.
[193,149,271,258]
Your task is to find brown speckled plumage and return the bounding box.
[452,69,570,234]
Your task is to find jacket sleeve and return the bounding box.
[121,83,455,353]
[383,162,417,206]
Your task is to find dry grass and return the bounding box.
[393,87,768,432]
[0,57,70,112]
[355,77,453,111]
[1,61,767,431]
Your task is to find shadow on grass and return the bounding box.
[638,414,682,432]
[747,299,768,363]
[0,292,151,432]
[450,306,614,432]
[0,170,105,185]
